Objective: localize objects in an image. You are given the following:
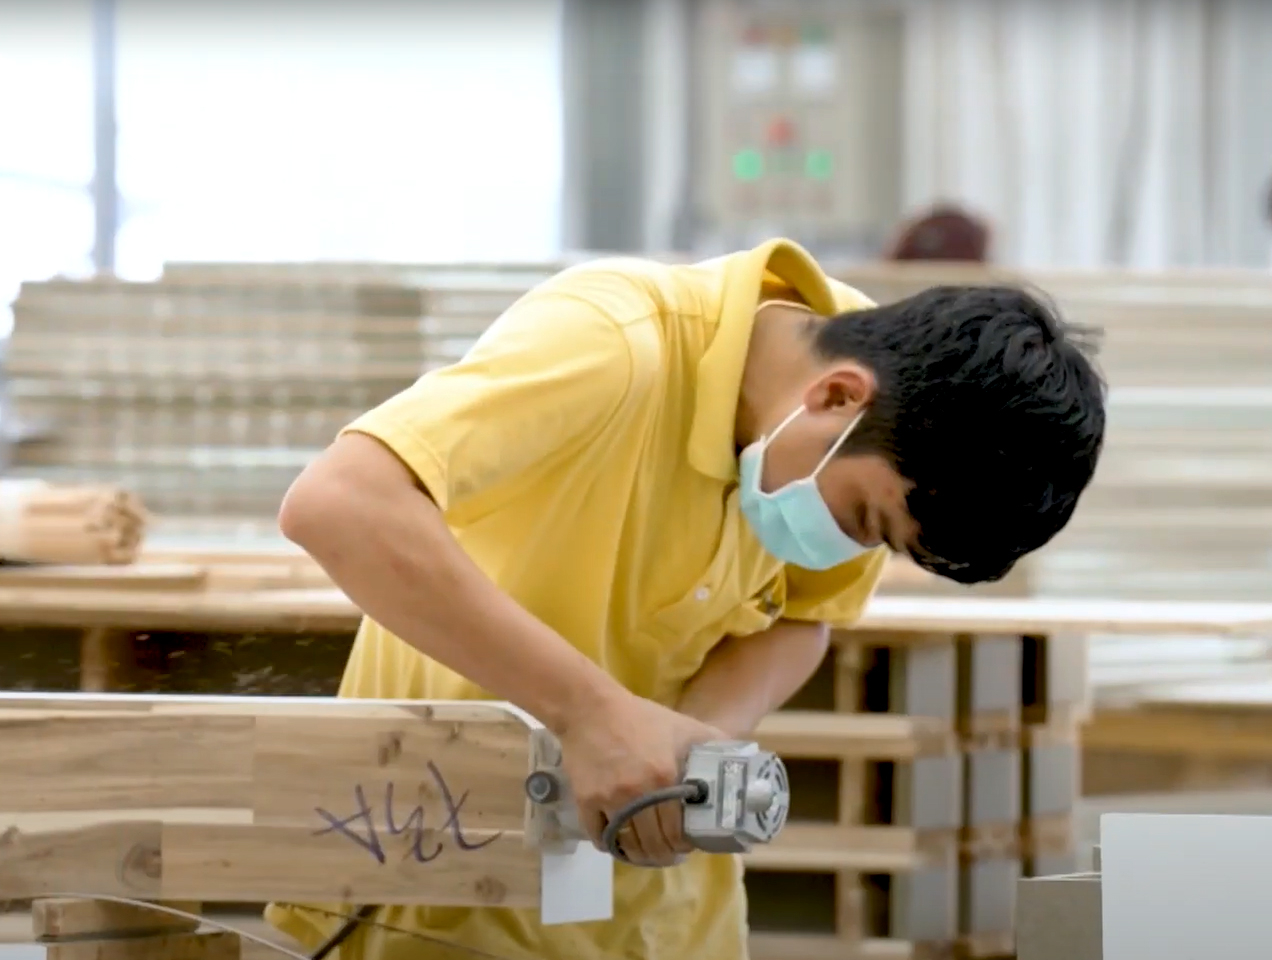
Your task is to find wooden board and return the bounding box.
[31,897,202,939]
[0,694,543,908]
[0,587,1267,638]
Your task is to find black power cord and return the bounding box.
[309,904,378,960]
[599,779,709,864]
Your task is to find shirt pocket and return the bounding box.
[643,514,749,649]
[719,571,787,637]
[644,533,788,683]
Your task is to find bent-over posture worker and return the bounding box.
[274,239,1106,960]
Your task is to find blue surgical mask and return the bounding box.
[738,404,872,570]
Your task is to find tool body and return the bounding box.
[524,732,790,863]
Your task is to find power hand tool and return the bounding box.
[523,730,790,864]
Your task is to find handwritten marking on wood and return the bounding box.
[314,763,502,865]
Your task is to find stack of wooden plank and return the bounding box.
[830,262,1272,604]
[5,272,533,518]
[748,624,1086,960]
[129,257,1272,608]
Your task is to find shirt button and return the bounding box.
[694,587,710,602]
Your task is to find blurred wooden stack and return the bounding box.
[831,262,1272,605]
[6,271,535,518]
[8,257,1271,608]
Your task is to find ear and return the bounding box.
[803,362,876,415]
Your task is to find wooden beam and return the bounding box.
[0,587,1267,638]
[32,897,203,939]
[755,711,956,760]
[0,693,547,909]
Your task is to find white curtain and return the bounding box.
[902,0,1272,268]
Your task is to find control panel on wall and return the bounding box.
[691,0,905,252]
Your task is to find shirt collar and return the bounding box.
[686,238,838,482]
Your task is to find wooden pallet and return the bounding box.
[742,624,1091,960]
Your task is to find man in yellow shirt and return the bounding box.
[275,239,1105,960]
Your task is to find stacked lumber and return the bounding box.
[829,263,1272,589]
[5,273,533,518]
[135,258,1272,607]
[830,263,1272,599]
[746,627,1087,959]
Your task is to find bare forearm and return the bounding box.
[280,437,624,735]
[676,619,831,738]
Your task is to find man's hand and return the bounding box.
[556,690,726,868]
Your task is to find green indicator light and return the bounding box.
[801,23,829,45]
[805,149,834,180]
[733,149,764,181]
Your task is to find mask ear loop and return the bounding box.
[749,404,808,498]
[808,408,867,480]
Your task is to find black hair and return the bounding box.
[814,284,1106,584]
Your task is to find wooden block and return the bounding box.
[884,867,960,944]
[1021,815,1075,864]
[43,931,240,960]
[1022,739,1078,818]
[956,635,1023,737]
[78,629,138,694]
[32,898,201,939]
[892,756,964,831]
[963,749,1022,830]
[957,859,1020,950]
[0,693,544,908]
[748,823,955,874]
[0,821,165,900]
[159,822,533,905]
[1014,873,1103,960]
[756,711,956,760]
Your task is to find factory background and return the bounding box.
[6,0,1272,321]
[3,3,1272,958]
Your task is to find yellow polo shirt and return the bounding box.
[267,239,888,960]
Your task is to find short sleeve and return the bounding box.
[782,547,889,627]
[341,292,637,513]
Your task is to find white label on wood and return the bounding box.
[539,845,612,925]
[1102,813,1272,959]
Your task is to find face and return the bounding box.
[757,364,919,554]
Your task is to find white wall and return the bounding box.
[0,0,565,316]
[0,1,97,318]
[112,0,564,276]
